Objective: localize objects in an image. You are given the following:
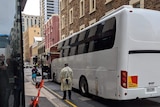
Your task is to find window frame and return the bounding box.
[105,0,112,4]
[69,8,73,24]
[89,0,96,14]
[61,15,65,29]
[129,0,144,8]
[80,0,85,18]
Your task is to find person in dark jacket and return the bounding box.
[0,61,8,107]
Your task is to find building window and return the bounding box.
[69,8,73,24]
[61,15,65,29]
[61,35,65,40]
[60,0,65,10]
[105,0,112,4]
[79,24,85,30]
[89,19,96,25]
[27,19,28,27]
[129,0,144,8]
[89,0,96,14]
[31,19,33,26]
[69,30,74,35]
[80,0,85,18]
[155,2,160,11]
[133,2,140,8]
[69,0,72,3]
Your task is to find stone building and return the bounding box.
[60,0,160,39]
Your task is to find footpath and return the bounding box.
[24,68,68,107]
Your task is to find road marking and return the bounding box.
[44,85,62,98]
[65,100,77,107]
[44,86,77,107]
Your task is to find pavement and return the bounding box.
[24,68,68,107]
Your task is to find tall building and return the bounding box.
[40,0,59,37]
[44,14,60,65]
[23,26,41,62]
[44,14,59,52]
[39,0,60,66]
[60,0,160,39]
[22,13,40,32]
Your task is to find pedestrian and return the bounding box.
[4,58,18,107]
[0,60,8,107]
[60,63,73,100]
[32,66,38,82]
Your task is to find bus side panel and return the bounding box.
[92,48,118,99]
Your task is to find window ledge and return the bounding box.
[105,0,112,4]
[79,15,84,19]
[89,9,96,15]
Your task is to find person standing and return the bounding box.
[0,61,8,107]
[60,63,73,100]
[32,66,38,82]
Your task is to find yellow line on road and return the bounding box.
[44,85,62,98]
[65,100,77,107]
[44,85,78,107]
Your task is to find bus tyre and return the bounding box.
[79,77,88,96]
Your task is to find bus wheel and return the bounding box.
[79,76,88,96]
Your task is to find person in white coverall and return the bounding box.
[60,63,73,100]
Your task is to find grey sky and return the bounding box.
[0,0,15,35]
[22,0,40,15]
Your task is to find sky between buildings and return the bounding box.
[22,0,40,16]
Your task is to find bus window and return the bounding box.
[78,32,86,42]
[69,46,77,56]
[88,25,97,38]
[70,34,79,45]
[88,41,94,52]
[77,43,85,54]
[84,42,89,53]
[95,23,104,37]
[64,39,69,46]
[61,49,65,57]
[94,36,114,51]
[58,42,63,50]
[78,29,89,42]
[102,17,116,37]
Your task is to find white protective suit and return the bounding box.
[60,66,73,91]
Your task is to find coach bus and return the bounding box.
[51,5,160,100]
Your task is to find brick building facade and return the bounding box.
[60,0,160,39]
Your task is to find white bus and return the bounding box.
[51,5,160,100]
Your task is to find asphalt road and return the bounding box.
[25,68,160,107]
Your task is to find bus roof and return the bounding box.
[54,5,159,46]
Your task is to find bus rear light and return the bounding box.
[121,70,128,88]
